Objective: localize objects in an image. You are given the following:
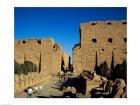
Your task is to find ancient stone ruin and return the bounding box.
[14,20,127,98]
[14,38,69,93]
[73,20,127,75]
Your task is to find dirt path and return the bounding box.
[15,78,64,98]
[15,77,93,98]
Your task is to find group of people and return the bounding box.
[27,85,43,98]
[57,71,72,81]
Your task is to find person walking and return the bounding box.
[27,87,33,98]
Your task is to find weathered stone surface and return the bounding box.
[15,38,70,74]
[72,44,81,75]
[73,20,127,74]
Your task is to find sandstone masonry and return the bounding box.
[73,20,127,75]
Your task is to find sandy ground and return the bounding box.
[14,77,93,98]
[15,78,64,98]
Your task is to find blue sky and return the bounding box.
[14,7,127,58]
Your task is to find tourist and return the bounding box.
[34,86,38,94]
[27,87,33,98]
[38,85,43,94]
[67,71,71,77]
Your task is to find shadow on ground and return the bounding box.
[36,96,50,98]
[60,76,86,95]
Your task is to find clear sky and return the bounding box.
[14,7,127,58]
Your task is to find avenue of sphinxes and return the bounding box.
[14,20,127,98]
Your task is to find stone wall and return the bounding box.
[15,38,54,74]
[73,20,127,74]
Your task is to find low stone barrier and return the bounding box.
[14,72,49,93]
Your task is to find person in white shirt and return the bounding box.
[27,87,33,98]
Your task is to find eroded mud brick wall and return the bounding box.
[73,20,127,74]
